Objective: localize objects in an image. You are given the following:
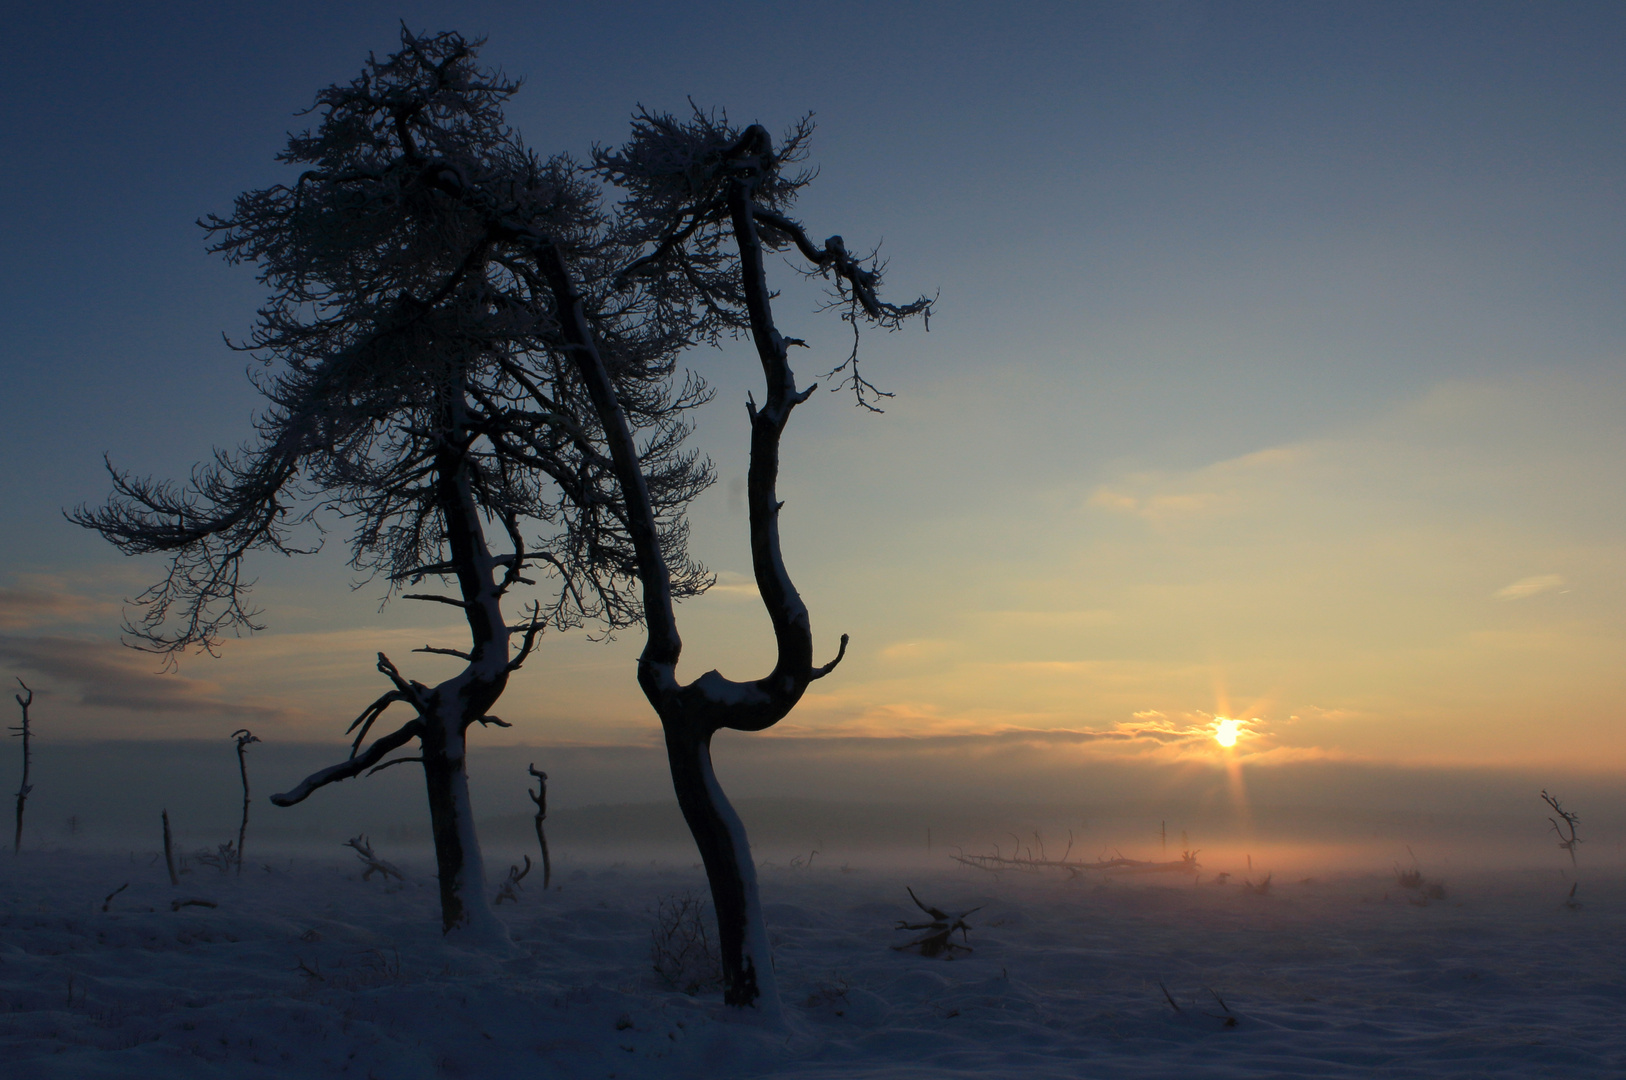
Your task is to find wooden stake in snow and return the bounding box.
[162,809,179,886]
[231,730,260,875]
[10,678,34,854]
[527,763,551,889]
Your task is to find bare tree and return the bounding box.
[11,679,34,854]
[523,109,930,1008]
[71,30,712,938]
[231,729,260,874]
[1541,789,1581,866]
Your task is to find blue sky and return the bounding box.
[2,2,1623,774]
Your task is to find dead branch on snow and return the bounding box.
[892,887,979,958]
[344,834,403,881]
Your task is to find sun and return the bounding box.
[1213,717,1240,748]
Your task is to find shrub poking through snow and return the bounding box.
[651,892,722,994]
[194,841,238,873]
[892,887,980,958]
[1395,850,1447,904]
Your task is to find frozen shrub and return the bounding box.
[650,892,721,994]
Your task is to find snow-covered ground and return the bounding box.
[2,846,1620,1078]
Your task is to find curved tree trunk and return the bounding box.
[664,728,777,1008]
[533,144,831,1011]
[526,120,923,1009]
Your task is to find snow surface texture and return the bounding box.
[2,850,1621,1078]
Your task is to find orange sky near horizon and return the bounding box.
[5,373,1622,776]
[3,7,1624,786]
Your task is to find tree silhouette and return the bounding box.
[72,30,712,937]
[531,108,930,1007]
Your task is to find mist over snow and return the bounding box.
[14,738,1623,879]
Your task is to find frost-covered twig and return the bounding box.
[101,882,129,912]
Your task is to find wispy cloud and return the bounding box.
[877,639,960,662]
[0,574,120,630]
[1086,447,1302,523]
[1493,574,1566,601]
[701,570,760,600]
[0,634,290,724]
[1087,487,1221,520]
[763,707,1276,762]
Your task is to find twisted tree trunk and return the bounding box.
[531,128,856,1011]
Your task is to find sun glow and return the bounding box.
[1213,717,1240,748]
